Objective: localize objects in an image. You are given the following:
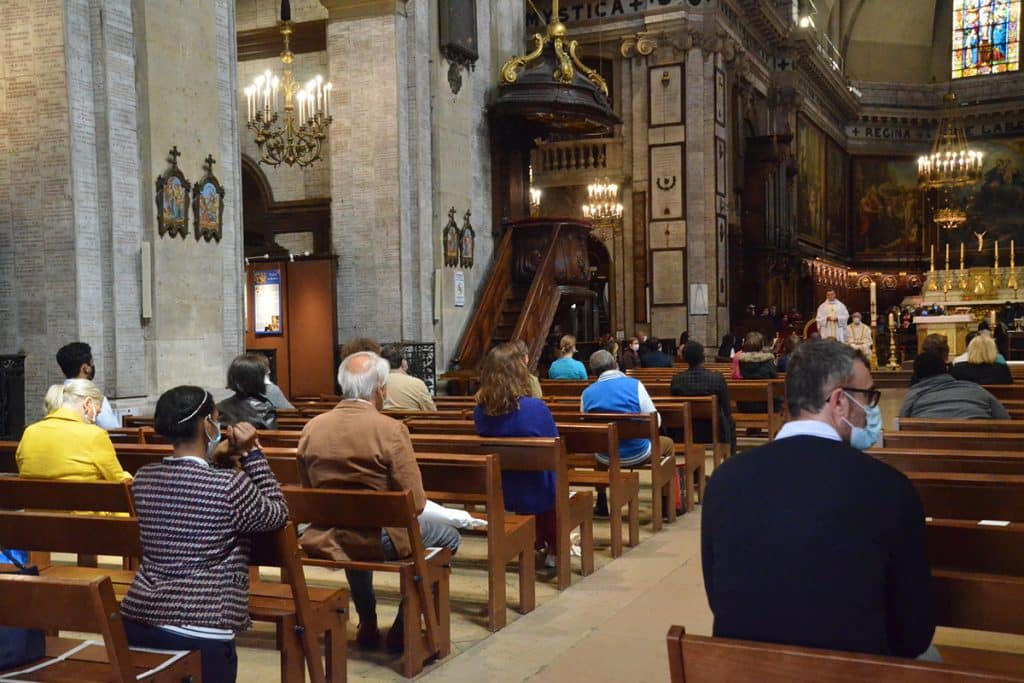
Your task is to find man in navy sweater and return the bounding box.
[701,339,935,658]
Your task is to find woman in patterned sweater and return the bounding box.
[120,386,289,682]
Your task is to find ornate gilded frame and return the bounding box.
[155,146,190,239]
[192,154,226,242]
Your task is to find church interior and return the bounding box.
[2,0,1024,680]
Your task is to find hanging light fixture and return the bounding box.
[582,181,623,222]
[243,1,332,168]
[918,91,984,229]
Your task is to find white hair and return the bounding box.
[337,351,390,401]
[44,379,102,414]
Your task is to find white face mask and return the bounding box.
[853,319,862,326]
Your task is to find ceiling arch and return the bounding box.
[844,0,953,83]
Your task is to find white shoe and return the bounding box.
[544,554,557,568]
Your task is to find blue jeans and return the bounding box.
[123,619,237,683]
[346,521,461,627]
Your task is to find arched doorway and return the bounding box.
[240,156,331,257]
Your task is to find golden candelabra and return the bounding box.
[927,248,938,291]
[869,326,879,370]
[243,23,332,167]
[886,322,900,371]
[959,268,969,291]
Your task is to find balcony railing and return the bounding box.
[531,137,624,187]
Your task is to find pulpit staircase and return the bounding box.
[450,224,564,376]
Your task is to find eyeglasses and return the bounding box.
[841,386,881,408]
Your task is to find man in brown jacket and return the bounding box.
[298,351,460,652]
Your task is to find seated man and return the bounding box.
[909,333,949,386]
[56,341,120,430]
[670,341,735,456]
[381,343,436,411]
[639,338,674,368]
[901,350,1009,419]
[298,351,460,652]
[703,339,935,658]
[581,350,677,515]
[845,312,872,357]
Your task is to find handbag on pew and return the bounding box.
[0,545,46,668]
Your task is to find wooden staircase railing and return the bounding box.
[513,225,563,374]
[451,226,515,372]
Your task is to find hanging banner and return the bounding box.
[254,268,283,336]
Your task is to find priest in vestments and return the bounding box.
[846,312,872,356]
[816,290,849,342]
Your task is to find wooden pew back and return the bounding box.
[897,418,1024,434]
[0,574,201,683]
[665,625,1021,682]
[909,473,1024,522]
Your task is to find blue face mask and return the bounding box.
[205,416,223,458]
[842,392,883,450]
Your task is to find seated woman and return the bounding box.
[737,331,779,414]
[16,379,131,482]
[716,334,737,363]
[776,334,800,373]
[473,343,559,568]
[120,386,289,683]
[548,335,588,380]
[217,354,278,430]
[620,337,641,370]
[950,334,1013,385]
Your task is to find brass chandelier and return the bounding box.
[582,181,623,222]
[243,11,332,168]
[917,91,983,229]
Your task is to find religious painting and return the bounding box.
[797,117,827,245]
[851,156,923,255]
[253,268,283,336]
[826,139,849,255]
[714,67,726,126]
[155,146,190,239]
[459,209,475,269]
[944,136,1024,265]
[442,207,459,267]
[192,155,225,242]
[952,0,1020,79]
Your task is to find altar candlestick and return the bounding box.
[888,311,894,328]
[992,310,997,327]
[945,243,950,270]
[995,240,999,266]
[869,281,877,325]
[930,244,934,265]
[1013,240,1016,268]
[961,242,965,270]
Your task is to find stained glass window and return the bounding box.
[952,0,1020,78]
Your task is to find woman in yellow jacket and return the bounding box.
[16,379,131,482]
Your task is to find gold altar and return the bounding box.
[913,315,973,356]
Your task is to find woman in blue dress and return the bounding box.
[474,343,559,567]
[547,335,588,380]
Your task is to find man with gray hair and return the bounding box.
[297,351,460,653]
[581,349,677,516]
[701,339,935,659]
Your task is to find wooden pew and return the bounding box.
[665,625,1024,682]
[414,453,536,631]
[403,418,639,559]
[870,449,1024,475]
[222,447,537,634]
[909,473,1024,522]
[408,434,593,591]
[982,385,1024,402]
[0,574,203,683]
[657,395,728,468]
[544,410,682,524]
[883,432,1023,452]
[281,487,451,678]
[0,508,345,683]
[897,418,1024,434]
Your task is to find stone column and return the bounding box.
[321,0,431,344]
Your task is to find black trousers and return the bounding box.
[123,618,238,683]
